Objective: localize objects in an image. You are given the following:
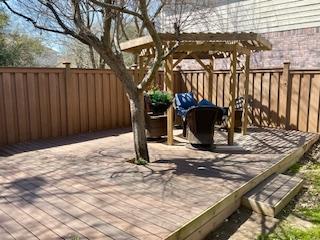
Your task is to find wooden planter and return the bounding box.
[145,113,167,139]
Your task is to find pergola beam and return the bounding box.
[173,53,189,68]
[120,32,272,53]
[175,43,251,55]
[138,43,251,60]
[191,53,213,74]
[236,45,251,55]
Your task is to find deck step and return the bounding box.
[242,174,304,217]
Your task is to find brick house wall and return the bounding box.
[252,27,320,69]
[164,0,320,70]
[178,27,320,70]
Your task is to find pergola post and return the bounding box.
[227,47,237,145]
[165,54,174,145]
[207,58,214,101]
[242,54,250,135]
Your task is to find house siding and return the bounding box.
[162,0,320,33]
[162,0,320,69]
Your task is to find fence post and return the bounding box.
[284,61,292,130]
[63,62,72,135]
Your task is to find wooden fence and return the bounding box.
[1,64,320,147]
[0,66,185,147]
[0,67,134,147]
[178,63,320,133]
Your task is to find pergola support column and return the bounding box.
[227,48,237,145]
[242,54,250,135]
[165,55,174,145]
[208,58,214,101]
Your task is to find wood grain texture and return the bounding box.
[1,66,320,148]
[0,127,317,240]
[172,67,320,134]
[242,174,304,217]
[0,68,131,147]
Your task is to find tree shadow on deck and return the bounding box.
[215,127,308,155]
[0,128,131,157]
[246,128,307,154]
[2,176,47,205]
[150,156,270,182]
[1,175,84,207]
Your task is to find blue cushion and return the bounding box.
[175,92,197,110]
[176,108,188,118]
[198,99,215,107]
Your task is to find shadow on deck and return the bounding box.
[0,127,317,240]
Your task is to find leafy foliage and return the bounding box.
[0,11,45,67]
[147,89,173,105]
[135,158,148,166]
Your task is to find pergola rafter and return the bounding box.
[120,32,272,145]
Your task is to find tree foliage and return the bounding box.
[0,10,45,66]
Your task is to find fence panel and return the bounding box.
[1,66,320,147]
[176,67,320,133]
[0,68,136,147]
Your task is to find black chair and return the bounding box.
[185,106,223,146]
[220,97,244,130]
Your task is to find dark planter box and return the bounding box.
[145,114,167,139]
[150,102,171,115]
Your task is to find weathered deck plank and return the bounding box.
[242,174,304,217]
[0,127,317,240]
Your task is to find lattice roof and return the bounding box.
[120,32,272,59]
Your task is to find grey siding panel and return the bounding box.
[162,0,320,33]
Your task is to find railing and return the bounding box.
[178,63,320,133]
[1,63,319,147]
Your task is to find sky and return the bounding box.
[2,5,67,53]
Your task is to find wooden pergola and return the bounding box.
[120,32,272,146]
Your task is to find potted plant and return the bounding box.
[145,89,173,115]
[144,89,173,139]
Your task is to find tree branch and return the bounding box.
[2,1,66,34]
[90,0,143,20]
[137,0,166,90]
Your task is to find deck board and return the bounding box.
[0,127,317,239]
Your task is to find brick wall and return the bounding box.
[253,27,320,69]
[179,27,320,70]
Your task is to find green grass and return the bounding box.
[259,225,320,240]
[287,163,304,175]
[257,154,320,240]
[305,163,320,190]
[288,162,320,190]
[297,207,320,224]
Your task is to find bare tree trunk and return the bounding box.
[99,56,106,69]
[88,45,97,69]
[129,90,149,162]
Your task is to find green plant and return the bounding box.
[135,157,148,165]
[147,89,173,105]
[259,224,320,240]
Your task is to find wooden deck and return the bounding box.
[0,127,318,240]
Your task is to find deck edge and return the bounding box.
[164,133,319,240]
